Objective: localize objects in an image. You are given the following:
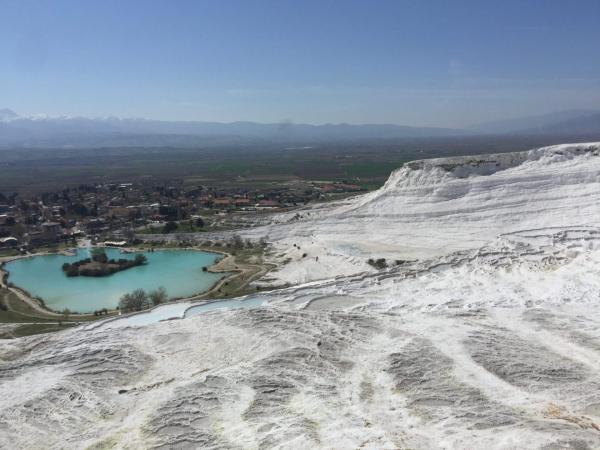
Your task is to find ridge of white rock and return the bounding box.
[250,142,600,285]
[1,143,600,449]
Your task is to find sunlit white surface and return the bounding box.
[2,143,600,450]
[87,295,268,330]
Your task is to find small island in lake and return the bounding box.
[62,248,148,277]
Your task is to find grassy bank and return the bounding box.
[0,287,100,337]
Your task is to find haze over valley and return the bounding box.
[1,108,600,148]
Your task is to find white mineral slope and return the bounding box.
[246,142,600,285]
[2,227,600,449]
[2,143,600,449]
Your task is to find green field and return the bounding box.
[2,134,593,194]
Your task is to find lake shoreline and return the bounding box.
[0,246,242,318]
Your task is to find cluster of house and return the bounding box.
[197,195,280,210]
[0,180,365,251]
[0,210,81,249]
[316,183,363,194]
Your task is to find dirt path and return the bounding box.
[0,265,64,317]
[196,253,273,299]
[3,283,63,318]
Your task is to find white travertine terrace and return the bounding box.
[1,143,600,449]
[251,142,600,285]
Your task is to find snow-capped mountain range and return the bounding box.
[0,108,467,146]
[1,108,600,147]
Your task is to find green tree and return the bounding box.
[133,254,148,265]
[91,248,108,263]
[124,228,136,242]
[230,234,244,248]
[65,265,79,277]
[163,221,178,234]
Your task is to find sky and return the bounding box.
[1,0,599,128]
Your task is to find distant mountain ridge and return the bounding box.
[468,109,600,135]
[0,110,468,148]
[524,111,600,135]
[1,108,599,148]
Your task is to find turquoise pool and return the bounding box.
[3,248,225,313]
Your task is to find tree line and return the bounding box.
[118,286,168,313]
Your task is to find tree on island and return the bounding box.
[63,263,79,277]
[133,254,148,265]
[91,248,108,263]
[62,251,147,277]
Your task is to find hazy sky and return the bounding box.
[1,0,599,127]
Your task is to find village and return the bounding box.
[0,179,365,253]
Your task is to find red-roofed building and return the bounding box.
[257,200,279,208]
[234,198,251,207]
[214,198,232,207]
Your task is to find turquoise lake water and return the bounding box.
[3,248,225,313]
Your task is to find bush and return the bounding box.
[133,254,147,265]
[163,221,178,234]
[62,308,71,321]
[119,288,149,312]
[91,248,108,263]
[65,265,79,277]
[230,234,244,248]
[149,286,168,306]
[367,258,388,269]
